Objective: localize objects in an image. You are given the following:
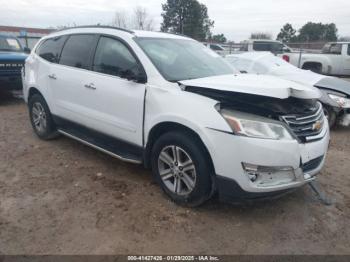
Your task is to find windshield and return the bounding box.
[0,37,22,52]
[135,37,236,82]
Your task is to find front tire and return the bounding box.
[151,131,213,207]
[28,94,58,140]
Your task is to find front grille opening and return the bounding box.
[302,155,324,173]
[281,102,325,143]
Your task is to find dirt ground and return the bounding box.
[0,93,350,255]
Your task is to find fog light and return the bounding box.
[242,163,296,187]
[242,163,259,182]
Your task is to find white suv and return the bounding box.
[23,26,330,206]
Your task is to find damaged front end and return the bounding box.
[315,77,350,127]
[184,86,326,143]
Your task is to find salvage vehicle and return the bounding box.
[226,52,350,128]
[282,42,350,76]
[23,26,329,206]
[239,39,293,53]
[0,35,30,90]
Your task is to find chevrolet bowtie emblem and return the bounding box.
[312,121,322,131]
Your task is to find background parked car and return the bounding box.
[239,39,293,53]
[226,52,350,127]
[282,42,350,76]
[0,35,30,91]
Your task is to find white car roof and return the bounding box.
[44,26,191,41]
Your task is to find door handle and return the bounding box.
[84,83,96,90]
[48,74,57,80]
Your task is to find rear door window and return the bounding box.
[348,44,350,56]
[59,34,97,70]
[92,36,142,78]
[36,35,68,63]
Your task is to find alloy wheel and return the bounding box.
[32,102,47,133]
[158,145,197,196]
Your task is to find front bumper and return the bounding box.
[0,72,22,90]
[205,121,330,199]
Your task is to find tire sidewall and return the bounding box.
[151,132,212,206]
[28,94,56,139]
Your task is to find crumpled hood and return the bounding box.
[315,77,350,96]
[0,51,28,61]
[179,74,321,99]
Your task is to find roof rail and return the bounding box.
[55,25,134,34]
[157,31,190,39]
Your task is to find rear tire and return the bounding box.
[28,94,59,140]
[151,131,213,207]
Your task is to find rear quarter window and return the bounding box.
[59,34,97,70]
[36,35,68,63]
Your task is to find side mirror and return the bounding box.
[135,72,147,84]
[121,69,147,84]
[23,47,31,54]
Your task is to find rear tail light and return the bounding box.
[282,55,290,62]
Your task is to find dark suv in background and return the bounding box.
[0,35,30,91]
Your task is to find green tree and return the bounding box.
[161,0,214,41]
[210,33,227,43]
[297,22,338,41]
[277,23,296,43]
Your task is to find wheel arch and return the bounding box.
[27,87,44,102]
[302,61,323,71]
[144,121,215,175]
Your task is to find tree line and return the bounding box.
[109,0,343,44]
[276,22,338,43]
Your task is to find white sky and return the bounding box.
[0,0,349,42]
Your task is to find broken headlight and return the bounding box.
[220,109,294,140]
[328,94,350,108]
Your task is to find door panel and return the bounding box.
[50,34,146,147]
[78,71,146,146]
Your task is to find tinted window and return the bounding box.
[322,43,342,54]
[59,35,96,69]
[93,37,141,78]
[347,44,350,56]
[329,44,342,54]
[37,36,67,63]
[0,37,22,52]
[253,41,283,52]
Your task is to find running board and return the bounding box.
[57,129,142,164]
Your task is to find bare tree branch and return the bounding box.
[112,10,129,29]
[133,6,154,31]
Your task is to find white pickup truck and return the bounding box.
[282,42,350,76]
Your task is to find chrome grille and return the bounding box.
[0,61,24,71]
[281,102,325,142]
